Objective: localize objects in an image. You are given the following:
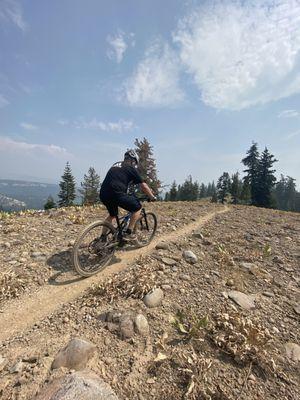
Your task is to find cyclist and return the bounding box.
[99,149,156,242]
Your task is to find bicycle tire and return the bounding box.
[133,212,157,247]
[72,220,116,277]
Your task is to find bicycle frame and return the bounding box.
[114,206,149,242]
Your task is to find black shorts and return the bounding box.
[100,192,142,217]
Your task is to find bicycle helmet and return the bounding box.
[124,149,139,165]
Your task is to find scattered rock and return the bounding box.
[119,314,135,339]
[0,355,7,372]
[182,250,198,264]
[192,230,204,239]
[161,257,177,266]
[285,342,300,362]
[134,314,149,337]
[226,279,234,287]
[35,370,119,400]
[155,242,169,250]
[262,291,274,298]
[51,338,96,370]
[143,288,164,308]
[10,360,23,374]
[240,262,256,271]
[228,291,256,310]
[293,305,300,315]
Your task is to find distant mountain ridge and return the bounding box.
[0,179,59,211]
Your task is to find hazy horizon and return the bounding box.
[1,0,299,189]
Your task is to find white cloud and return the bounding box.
[123,40,184,107]
[0,137,70,157]
[285,130,300,140]
[20,122,38,131]
[173,0,300,110]
[71,118,135,133]
[0,94,9,108]
[107,31,134,63]
[278,109,299,118]
[0,0,27,32]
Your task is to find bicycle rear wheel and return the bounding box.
[133,212,157,247]
[72,221,116,277]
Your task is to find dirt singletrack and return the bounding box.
[0,206,229,343]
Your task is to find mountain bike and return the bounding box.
[72,197,157,277]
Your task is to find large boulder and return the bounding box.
[51,338,96,370]
[35,370,119,400]
[143,288,164,308]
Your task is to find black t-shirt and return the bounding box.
[100,165,144,196]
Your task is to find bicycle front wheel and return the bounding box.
[72,221,116,277]
[133,212,157,247]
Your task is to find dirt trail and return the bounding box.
[0,207,229,343]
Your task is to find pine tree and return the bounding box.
[274,175,286,210]
[79,167,101,205]
[242,142,260,205]
[134,138,161,194]
[44,195,56,210]
[217,172,231,203]
[211,187,218,203]
[230,172,242,204]
[169,181,178,201]
[199,183,207,198]
[58,162,76,207]
[285,176,297,211]
[256,148,277,208]
[177,176,199,201]
[240,179,251,204]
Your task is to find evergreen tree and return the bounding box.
[58,162,76,207]
[240,179,251,204]
[134,138,161,194]
[230,172,242,204]
[274,175,287,210]
[217,172,231,203]
[177,176,199,201]
[242,142,259,205]
[79,167,101,205]
[44,195,56,210]
[169,181,178,201]
[256,148,277,208]
[285,176,297,211]
[199,183,207,198]
[211,187,218,203]
[164,192,170,201]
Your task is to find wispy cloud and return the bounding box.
[20,122,38,131]
[60,118,135,133]
[0,137,70,157]
[285,130,300,140]
[107,31,135,63]
[0,94,9,108]
[278,109,299,118]
[123,40,184,107]
[173,0,300,110]
[0,0,27,32]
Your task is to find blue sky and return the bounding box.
[0,0,299,188]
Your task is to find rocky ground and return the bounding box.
[0,202,299,399]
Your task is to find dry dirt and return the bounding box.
[0,201,299,399]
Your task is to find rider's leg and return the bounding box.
[127,209,141,232]
[101,215,115,236]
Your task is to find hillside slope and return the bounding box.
[0,202,299,399]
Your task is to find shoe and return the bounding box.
[122,232,138,244]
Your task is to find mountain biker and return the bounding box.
[99,149,156,242]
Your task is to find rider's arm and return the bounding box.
[140,182,156,200]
